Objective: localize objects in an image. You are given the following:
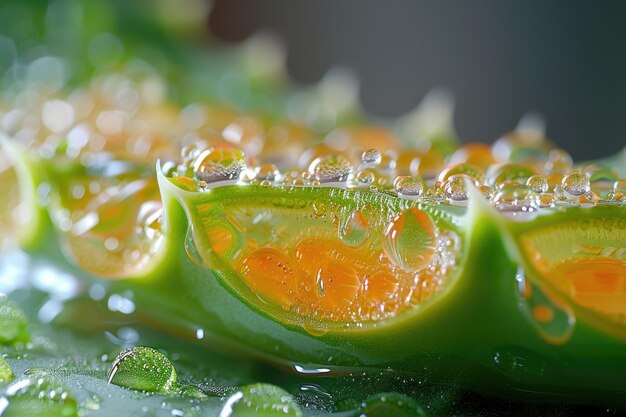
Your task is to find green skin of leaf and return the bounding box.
[9,148,626,407]
[0,357,14,382]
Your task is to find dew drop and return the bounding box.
[2,377,78,417]
[338,210,369,247]
[526,175,549,193]
[356,169,375,185]
[437,162,485,183]
[361,148,382,165]
[197,180,208,191]
[312,200,327,217]
[493,184,539,215]
[219,383,303,417]
[478,185,494,200]
[442,174,469,202]
[382,207,436,271]
[538,193,556,208]
[108,346,177,393]
[516,268,575,345]
[562,171,590,198]
[193,146,246,183]
[394,176,426,198]
[360,392,425,417]
[255,163,281,181]
[487,163,535,187]
[579,191,600,207]
[307,154,353,183]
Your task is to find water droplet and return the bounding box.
[361,148,382,165]
[526,175,549,193]
[176,385,207,399]
[478,185,494,200]
[538,193,556,208]
[382,207,436,271]
[108,346,177,393]
[307,154,353,183]
[360,392,425,417]
[516,268,575,345]
[394,176,426,198]
[356,169,375,185]
[193,146,246,183]
[562,171,590,198]
[579,191,600,207]
[492,346,547,377]
[312,200,327,217]
[437,162,485,183]
[255,163,281,181]
[2,377,78,417]
[442,174,469,202]
[302,321,329,337]
[338,211,369,247]
[219,383,303,417]
[486,163,535,187]
[493,184,539,215]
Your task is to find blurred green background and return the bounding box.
[1,0,625,159]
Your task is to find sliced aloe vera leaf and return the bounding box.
[0,135,43,250]
[18,152,178,281]
[157,165,466,335]
[507,206,626,341]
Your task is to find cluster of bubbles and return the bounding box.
[163,129,625,222]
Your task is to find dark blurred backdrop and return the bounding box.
[210,0,626,161]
